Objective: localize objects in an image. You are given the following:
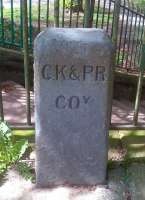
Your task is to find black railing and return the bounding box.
[0,0,144,71]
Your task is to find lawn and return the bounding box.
[12,129,145,163]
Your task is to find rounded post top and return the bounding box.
[34,28,114,49]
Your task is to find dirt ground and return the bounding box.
[0,162,145,200]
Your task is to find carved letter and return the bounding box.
[56,65,66,80]
[96,66,105,81]
[56,95,66,109]
[69,96,80,109]
[83,96,91,104]
[83,65,93,80]
[69,65,80,80]
[42,64,52,80]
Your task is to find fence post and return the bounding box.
[54,0,59,27]
[112,0,120,49]
[22,0,31,125]
[109,0,120,123]
[38,0,41,32]
[46,0,49,27]
[133,44,145,125]
[0,87,4,121]
[90,0,95,27]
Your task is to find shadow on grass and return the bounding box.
[109,130,145,167]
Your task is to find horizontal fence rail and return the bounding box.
[0,0,145,127]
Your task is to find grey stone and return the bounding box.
[34,28,114,187]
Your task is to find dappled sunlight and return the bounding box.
[109,130,145,162]
[2,81,34,125]
[1,81,145,126]
[112,99,145,124]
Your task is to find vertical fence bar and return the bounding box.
[54,0,59,27]
[0,87,4,121]
[96,0,100,28]
[106,0,112,33]
[124,11,133,69]
[101,0,106,28]
[38,0,41,32]
[46,0,49,27]
[29,0,32,48]
[138,17,145,65]
[133,43,145,125]
[110,2,115,38]
[121,8,129,69]
[84,0,90,27]
[76,0,80,27]
[129,13,137,69]
[110,0,120,123]
[112,0,120,50]
[20,0,23,48]
[116,4,125,66]
[69,0,73,27]
[133,14,142,68]
[22,0,31,125]
[90,0,95,27]
[62,0,65,27]
[11,0,15,44]
[0,0,4,44]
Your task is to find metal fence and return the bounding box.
[0,0,145,127]
[0,0,145,71]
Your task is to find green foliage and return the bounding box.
[132,0,145,10]
[16,162,35,183]
[0,121,28,174]
[62,0,72,9]
[60,0,82,10]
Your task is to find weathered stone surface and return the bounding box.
[34,28,114,187]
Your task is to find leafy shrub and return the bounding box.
[16,162,35,182]
[0,121,28,174]
[60,0,83,11]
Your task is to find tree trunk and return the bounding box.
[84,0,95,27]
[79,0,84,12]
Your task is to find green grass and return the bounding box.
[109,130,145,162]
[12,129,145,162]
[3,8,20,20]
[12,130,35,147]
[4,128,145,185]
[120,130,145,160]
[13,130,35,137]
